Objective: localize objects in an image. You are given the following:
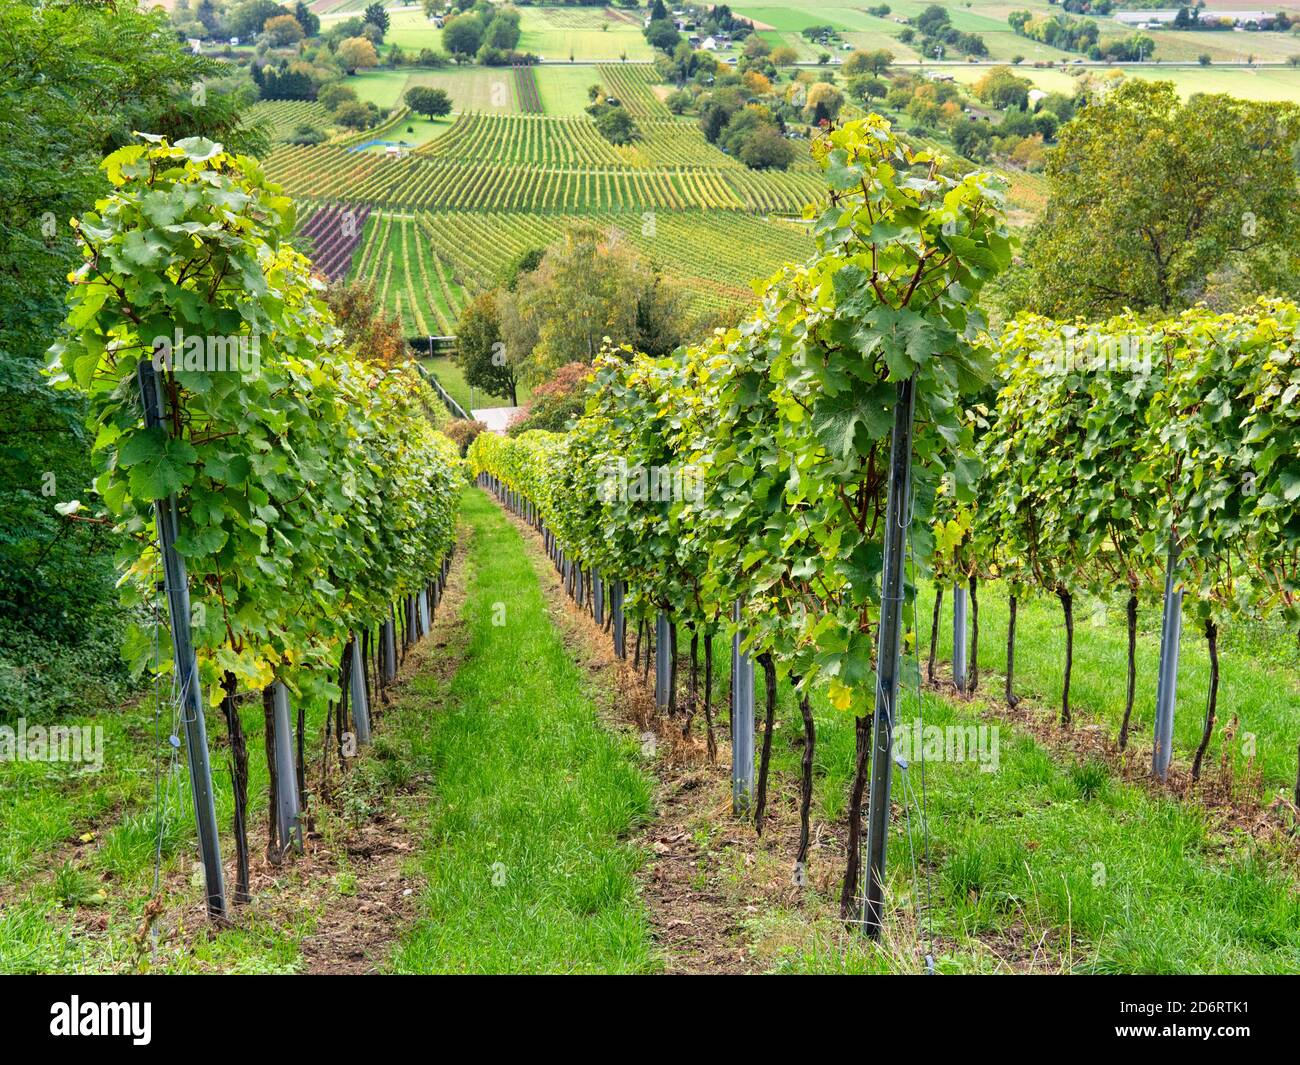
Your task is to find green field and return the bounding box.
[535,63,603,114]
[421,355,532,412]
[518,6,656,62]
[946,62,1300,103]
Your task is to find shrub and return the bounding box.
[443,418,489,456]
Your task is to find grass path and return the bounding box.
[390,488,658,973]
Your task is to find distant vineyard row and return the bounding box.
[265,143,824,213]
[596,63,672,121]
[331,207,812,334]
[346,212,468,337]
[418,112,817,172]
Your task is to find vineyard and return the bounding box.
[514,64,543,115]
[246,100,334,142]
[462,117,1300,971]
[297,202,371,281]
[597,63,673,121]
[347,211,466,335]
[263,142,825,214]
[259,62,830,331]
[16,0,1300,995]
[45,138,463,929]
[415,207,810,317]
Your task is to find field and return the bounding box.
[535,64,604,115]
[946,62,1300,103]
[17,0,1300,993]
[518,5,657,62]
[420,354,533,413]
[418,206,812,316]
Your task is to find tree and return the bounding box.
[805,82,844,123]
[335,98,378,128]
[844,49,892,76]
[456,291,520,405]
[953,118,993,161]
[443,14,485,59]
[738,123,795,169]
[1024,80,1300,316]
[338,36,379,73]
[322,280,407,366]
[229,0,290,39]
[500,226,685,378]
[847,75,887,102]
[973,65,1031,110]
[771,45,799,66]
[293,1,320,37]
[405,85,452,119]
[483,7,522,51]
[363,2,390,36]
[263,13,304,46]
[594,106,640,144]
[743,34,771,59]
[318,81,358,110]
[645,19,681,52]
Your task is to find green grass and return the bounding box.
[535,64,605,115]
[659,592,1300,972]
[0,682,334,973]
[359,116,454,150]
[761,682,1300,973]
[920,579,1300,790]
[391,488,658,973]
[347,68,415,108]
[420,355,528,413]
[518,6,656,62]
[380,8,446,54]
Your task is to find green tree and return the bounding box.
[973,65,1031,110]
[594,106,640,145]
[318,81,358,110]
[363,2,390,36]
[483,7,522,50]
[1025,79,1300,315]
[334,98,378,128]
[456,291,520,405]
[738,123,795,169]
[0,1,269,718]
[500,226,685,378]
[442,13,485,59]
[843,49,892,76]
[405,85,452,119]
[293,1,320,37]
[229,0,290,39]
